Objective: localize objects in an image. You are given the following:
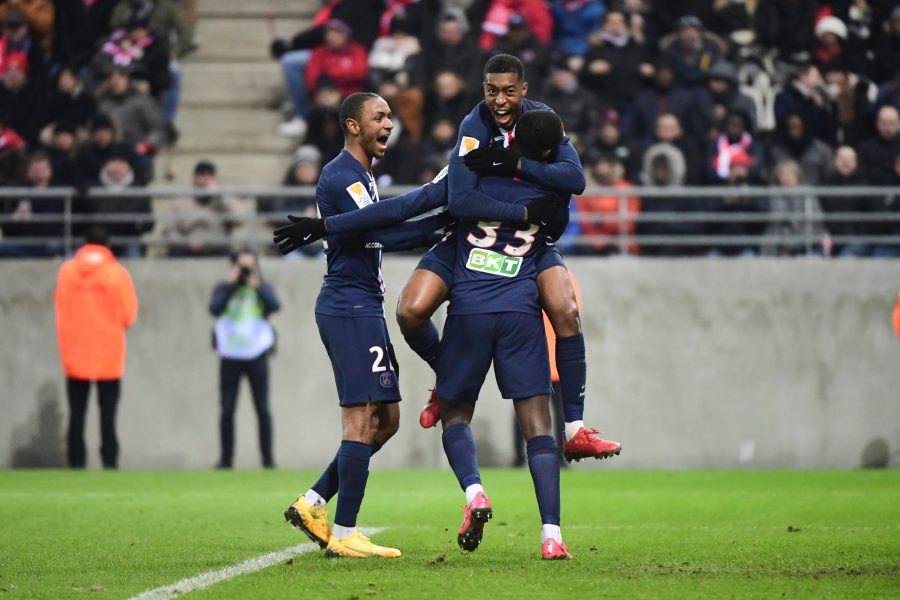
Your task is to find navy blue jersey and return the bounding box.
[447,99,586,224]
[448,176,553,316]
[314,150,449,318]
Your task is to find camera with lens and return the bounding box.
[237,266,251,285]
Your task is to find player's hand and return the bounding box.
[273,215,326,255]
[524,195,563,227]
[463,147,519,177]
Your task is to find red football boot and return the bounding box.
[562,427,621,462]
[418,388,441,429]
[457,491,492,552]
[542,538,573,560]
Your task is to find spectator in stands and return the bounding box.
[426,69,472,129]
[368,12,422,89]
[648,112,703,185]
[55,225,138,469]
[270,0,382,138]
[698,60,757,136]
[479,0,553,52]
[0,10,49,89]
[575,155,639,255]
[537,59,597,157]
[643,0,712,48]
[110,0,198,127]
[704,151,767,257]
[873,6,900,85]
[579,9,652,115]
[261,145,323,258]
[762,159,827,256]
[823,63,875,146]
[0,0,53,52]
[304,19,368,103]
[97,67,167,160]
[754,0,818,65]
[589,108,641,181]
[89,15,171,99]
[303,76,344,164]
[209,249,279,469]
[74,115,140,187]
[491,13,550,92]
[637,142,702,256]
[423,8,483,93]
[45,122,78,185]
[54,0,119,71]
[422,116,458,162]
[0,151,64,258]
[813,16,858,75]
[871,154,900,258]
[628,57,702,145]
[768,112,834,186]
[857,104,900,185]
[660,15,724,89]
[707,0,753,47]
[0,51,45,148]
[551,0,606,58]
[163,160,241,257]
[81,152,153,257]
[0,111,27,185]
[45,68,98,134]
[774,64,835,144]
[707,109,764,185]
[821,145,876,258]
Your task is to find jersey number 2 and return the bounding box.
[369,346,393,372]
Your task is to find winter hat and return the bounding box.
[815,16,848,40]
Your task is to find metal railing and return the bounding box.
[0,185,898,257]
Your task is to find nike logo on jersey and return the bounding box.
[492,161,503,166]
[303,234,312,241]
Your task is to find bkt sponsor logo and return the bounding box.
[466,248,521,277]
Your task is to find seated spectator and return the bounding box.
[638,142,704,256]
[871,154,900,258]
[628,57,703,145]
[89,16,171,98]
[579,9,652,115]
[821,146,876,258]
[647,112,703,185]
[588,109,641,181]
[536,60,597,157]
[0,1,53,52]
[304,20,369,106]
[873,6,900,85]
[479,0,553,52]
[551,0,606,58]
[659,15,725,89]
[823,64,875,146]
[426,69,472,129]
[768,112,833,185]
[762,159,827,257]
[53,0,119,71]
[262,146,323,258]
[754,0,817,65]
[45,68,98,134]
[575,155,639,255]
[708,0,754,47]
[0,112,27,185]
[707,109,764,184]
[421,117,458,163]
[856,105,900,185]
[704,152,768,257]
[813,16,866,77]
[74,115,144,188]
[303,77,344,163]
[80,152,153,257]
[698,60,757,136]
[44,122,79,186]
[162,160,241,257]
[368,12,422,89]
[376,70,424,146]
[0,10,49,89]
[0,151,65,258]
[643,0,712,48]
[422,8,483,93]
[491,13,550,92]
[0,51,45,148]
[774,63,835,144]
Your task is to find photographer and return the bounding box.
[209,250,279,469]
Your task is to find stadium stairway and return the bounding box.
[157,0,314,185]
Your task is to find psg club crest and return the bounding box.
[379,371,395,388]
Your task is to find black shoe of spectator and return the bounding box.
[165,123,180,146]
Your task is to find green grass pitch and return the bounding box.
[1,469,898,599]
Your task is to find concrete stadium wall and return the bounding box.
[1,258,898,470]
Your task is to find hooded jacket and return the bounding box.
[55,243,138,380]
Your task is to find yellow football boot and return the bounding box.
[325,531,401,558]
[284,496,331,549]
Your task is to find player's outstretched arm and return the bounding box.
[365,212,453,252]
[518,139,586,196]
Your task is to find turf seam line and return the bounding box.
[127,527,384,599]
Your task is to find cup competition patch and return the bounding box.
[346,181,373,208]
[458,136,480,156]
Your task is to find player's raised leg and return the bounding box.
[537,264,621,461]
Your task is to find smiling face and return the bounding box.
[347,96,394,159]
[483,72,528,129]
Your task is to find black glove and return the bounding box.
[273,215,326,255]
[463,147,519,177]
[524,195,563,227]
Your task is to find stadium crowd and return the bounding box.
[2,0,900,257]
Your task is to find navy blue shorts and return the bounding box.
[315,314,401,406]
[417,233,566,288]
[436,312,551,402]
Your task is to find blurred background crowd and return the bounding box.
[1,0,899,258]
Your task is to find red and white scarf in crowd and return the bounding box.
[713,132,752,179]
[101,30,154,67]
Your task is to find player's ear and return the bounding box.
[521,81,528,96]
[345,117,360,136]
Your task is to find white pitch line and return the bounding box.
[129,527,383,600]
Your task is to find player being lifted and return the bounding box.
[275,92,449,559]
[278,55,620,462]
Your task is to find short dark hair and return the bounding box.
[85,225,110,247]
[339,92,381,137]
[514,110,563,161]
[483,54,524,82]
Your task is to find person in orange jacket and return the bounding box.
[55,226,138,468]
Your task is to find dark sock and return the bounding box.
[403,320,441,373]
[527,435,560,526]
[333,440,372,528]
[441,423,481,490]
[311,451,340,503]
[556,333,586,422]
